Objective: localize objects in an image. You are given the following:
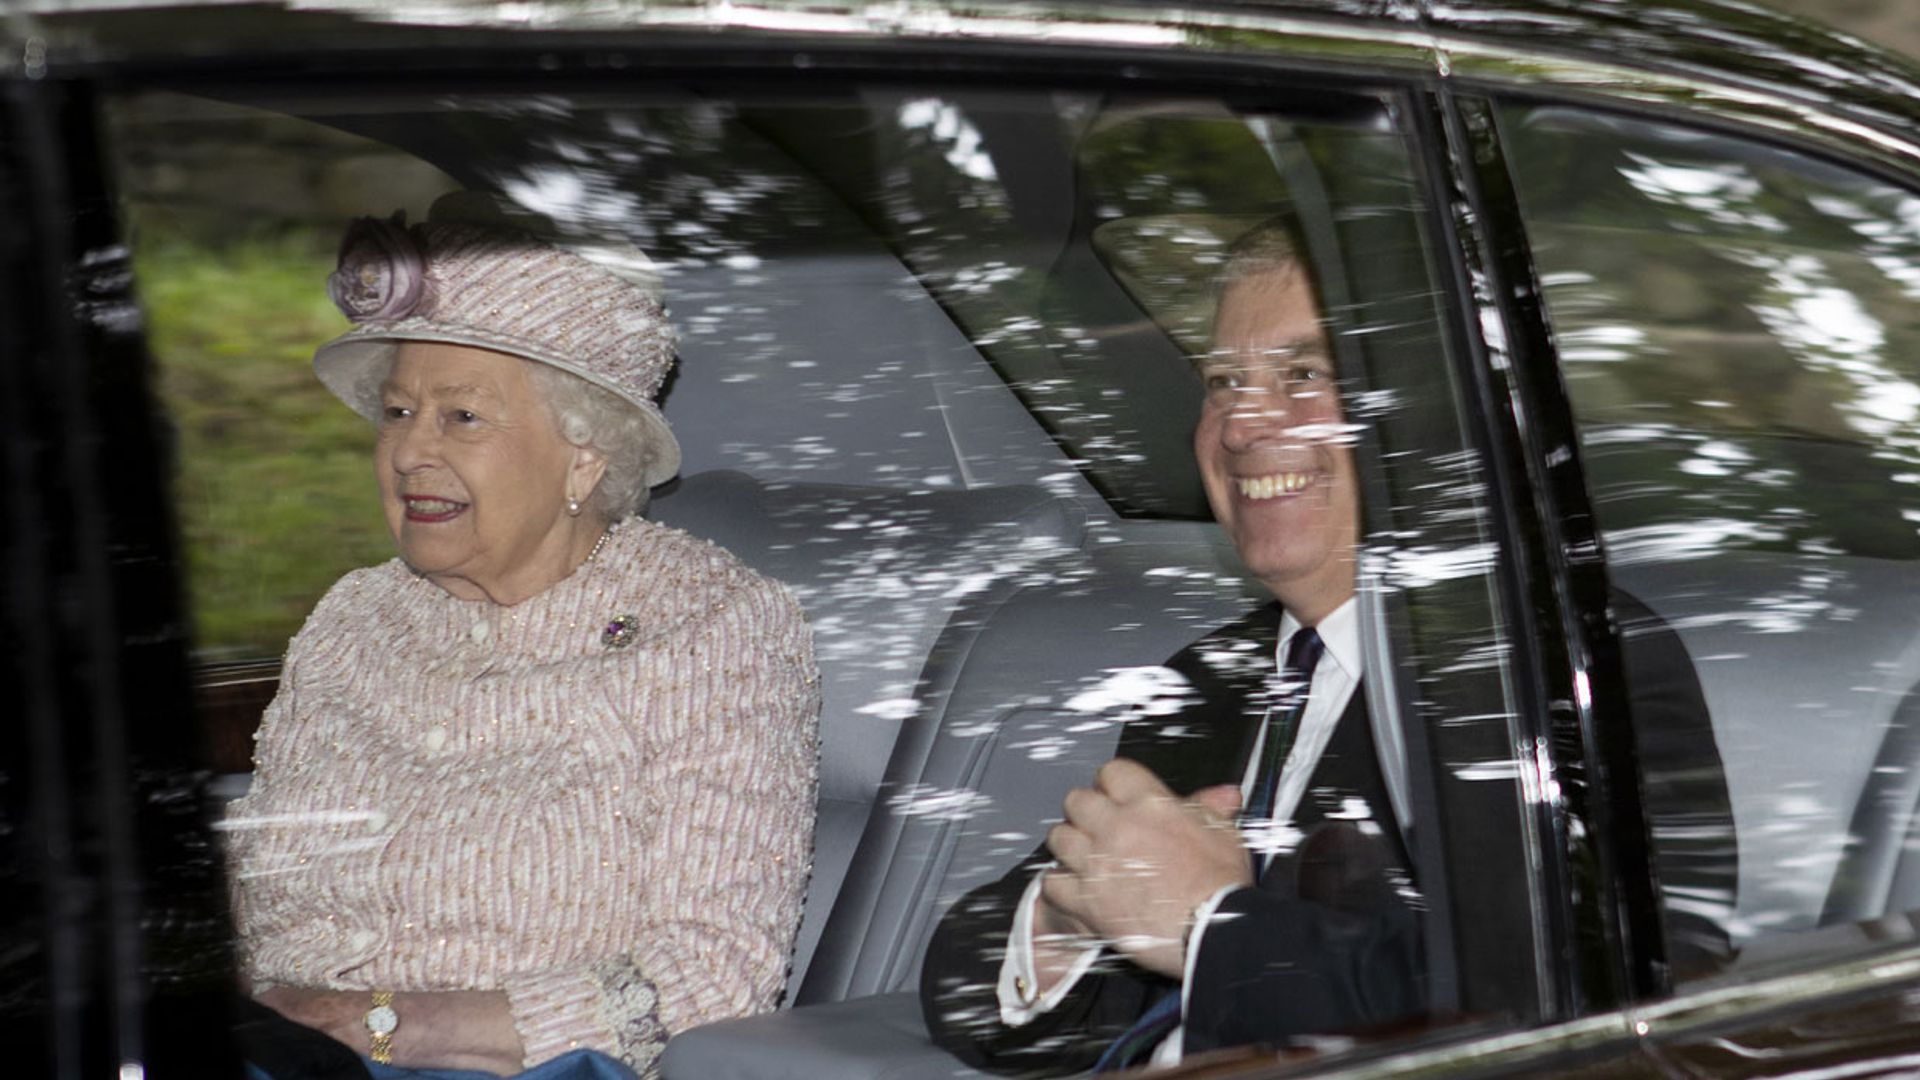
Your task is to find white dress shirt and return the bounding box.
[996,598,1364,1065]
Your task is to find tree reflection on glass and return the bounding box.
[1506,104,1920,962]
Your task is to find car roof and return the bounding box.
[13,0,1920,154]
[8,0,1914,91]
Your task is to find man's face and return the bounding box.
[1194,265,1359,623]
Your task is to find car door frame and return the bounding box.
[0,67,242,1077]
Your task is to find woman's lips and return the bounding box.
[1236,472,1316,500]
[402,495,468,522]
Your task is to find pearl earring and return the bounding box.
[567,497,582,516]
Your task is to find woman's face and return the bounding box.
[375,341,603,604]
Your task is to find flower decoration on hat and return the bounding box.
[312,194,687,489]
[328,211,428,323]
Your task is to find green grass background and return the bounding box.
[141,228,396,660]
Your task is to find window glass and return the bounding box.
[1503,104,1920,977]
[108,95,442,661]
[110,80,1537,1061]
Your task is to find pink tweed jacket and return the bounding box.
[224,519,820,1075]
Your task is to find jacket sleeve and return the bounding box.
[502,959,671,1074]
[919,848,1167,1077]
[1180,869,1424,1055]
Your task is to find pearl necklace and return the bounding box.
[585,526,613,566]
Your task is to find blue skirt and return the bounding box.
[250,1049,639,1080]
[366,1050,638,1080]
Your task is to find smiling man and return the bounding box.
[920,220,1427,1074]
[920,214,1738,1074]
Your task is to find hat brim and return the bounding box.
[314,321,682,490]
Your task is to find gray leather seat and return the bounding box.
[795,527,1262,1005]
[1823,685,1920,925]
[656,470,1261,1077]
[647,469,1091,999]
[662,992,978,1080]
[1611,554,1920,943]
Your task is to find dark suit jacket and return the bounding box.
[918,593,1736,1076]
[919,605,1424,1076]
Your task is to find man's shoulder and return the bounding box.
[1201,602,1285,641]
[1164,603,1282,686]
[1110,603,1280,786]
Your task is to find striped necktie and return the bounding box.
[1241,627,1326,855]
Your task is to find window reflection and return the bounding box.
[1506,104,1920,977]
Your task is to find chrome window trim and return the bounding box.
[1293,935,1920,1078]
[1283,1008,1643,1079]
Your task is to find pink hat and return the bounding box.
[313,197,681,488]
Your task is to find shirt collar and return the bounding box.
[1277,596,1362,682]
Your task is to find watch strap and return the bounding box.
[364,990,398,1064]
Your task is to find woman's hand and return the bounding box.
[254,985,526,1076]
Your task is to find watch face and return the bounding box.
[366,1005,399,1035]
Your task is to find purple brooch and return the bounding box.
[327,211,427,323]
[602,614,639,650]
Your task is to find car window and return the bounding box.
[107,95,447,663]
[1501,103,1920,981]
[105,76,1547,1063]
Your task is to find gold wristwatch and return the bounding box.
[364,990,398,1064]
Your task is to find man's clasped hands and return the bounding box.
[1031,759,1255,984]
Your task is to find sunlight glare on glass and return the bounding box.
[897,98,998,182]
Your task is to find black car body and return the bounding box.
[8,0,1920,1077]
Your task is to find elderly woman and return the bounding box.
[223,197,820,1080]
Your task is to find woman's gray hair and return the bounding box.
[525,361,660,519]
